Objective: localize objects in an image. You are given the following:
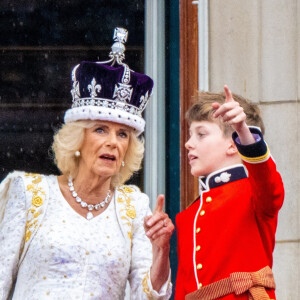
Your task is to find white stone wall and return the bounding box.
[208,0,299,298]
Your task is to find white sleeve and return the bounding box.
[0,175,27,300]
[128,193,172,300]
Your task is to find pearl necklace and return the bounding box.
[68,176,111,220]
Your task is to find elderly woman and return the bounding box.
[0,28,174,299]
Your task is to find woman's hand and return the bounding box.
[144,195,174,292]
[144,195,174,249]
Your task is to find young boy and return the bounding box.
[175,85,284,300]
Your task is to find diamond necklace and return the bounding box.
[68,176,111,220]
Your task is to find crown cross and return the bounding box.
[113,27,128,44]
[110,28,128,63]
[113,83,133,103]
[88,78,101,98]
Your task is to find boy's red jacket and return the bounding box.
[175,128,284,299]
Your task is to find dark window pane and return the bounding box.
[0,0,145,187]
[0,1,144,46]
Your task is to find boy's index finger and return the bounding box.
[213,85,233,118]
[153,194,164,214]
[224,85,234,103]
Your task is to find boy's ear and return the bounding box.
[226,139,238,156]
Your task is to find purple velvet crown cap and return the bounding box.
[76,61,154,106]
[64,60,154,135]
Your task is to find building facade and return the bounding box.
[181,1,299,298]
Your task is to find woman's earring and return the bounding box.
[75,150,81,157]
[121,161,125,167]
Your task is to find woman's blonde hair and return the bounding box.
[52,120,144,188]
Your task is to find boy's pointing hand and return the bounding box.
[212,85,246,132]
[212,85,255,145]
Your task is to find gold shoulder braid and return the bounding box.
[118,185,161,299]
[117,185,137,243]
[24,173,46,243]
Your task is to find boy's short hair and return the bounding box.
[186,90,265,137]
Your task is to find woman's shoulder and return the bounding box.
[1,171,54,204]
[115,184,149,208]
[2,170,26,180]
[0,171,28,222]
[116,184,147,196]
[1,171,55,182]
[0,170,27,192]
[115,185,151,228]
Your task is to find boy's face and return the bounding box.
[185,121,233,177]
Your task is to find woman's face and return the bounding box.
[78,120,131,179]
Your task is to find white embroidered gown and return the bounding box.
[0,174,172,300]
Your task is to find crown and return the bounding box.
[64,27,153,135]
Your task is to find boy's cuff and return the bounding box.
[232,127,270,163]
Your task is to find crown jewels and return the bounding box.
[65,27,154,135]
[68,176,111,220]
[110,27,128,62]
